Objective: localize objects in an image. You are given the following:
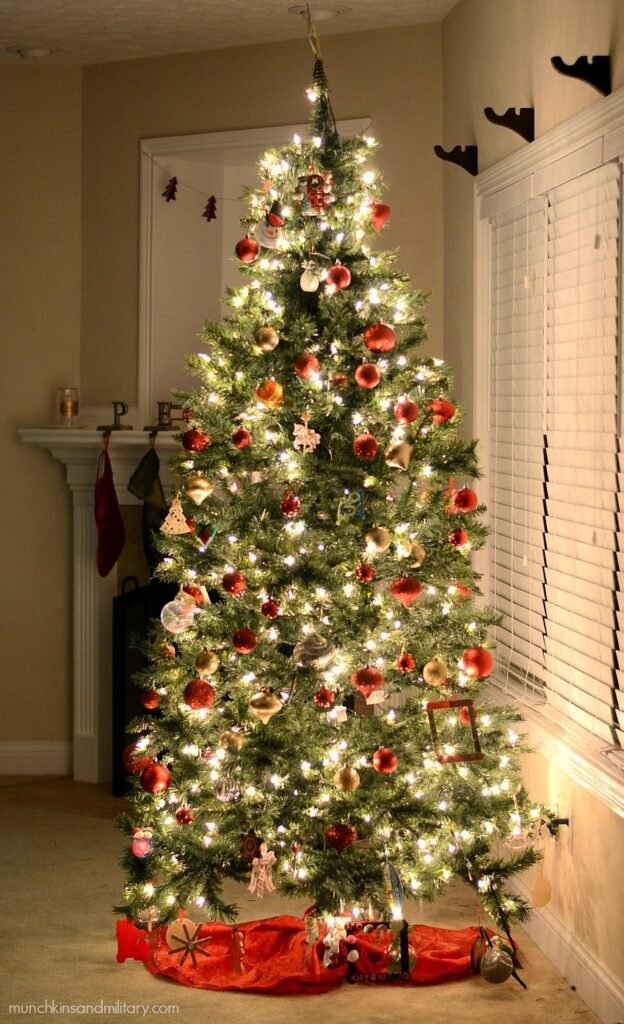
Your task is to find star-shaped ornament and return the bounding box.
[165,918,212,969]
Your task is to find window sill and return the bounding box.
[487,678,624,820]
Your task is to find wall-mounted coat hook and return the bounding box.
[484,107,535,143]
[551,55,611,96]
[433,145,478,176]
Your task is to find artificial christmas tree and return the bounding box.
[117,33,543,991]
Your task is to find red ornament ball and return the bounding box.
[314,687,335,709]
[354,363,381,389]
[232,427,252,449]
[123,741,153,776]
[175,806,194,826]
[160,642,176,659]
[235,237,259,262]
[364,322,396,353]
[351,666,384,699]
[459,705,477,727]
[295,353,320,379]
[449,582,471,599]
[370,201,391,231]
[325,822,357,853]
[141,689,160,711]
[233,627,257,654]
[280,492,300,517]
[394,399,419,423]
[390,576,422,608]
[183,678,215,710]
[182,428,211,452]
[353,433,379,459]
[140,762,171,794]
[462,647,494,678]
[449,528,468,548]
[428,399,456,424]
[355,562,375,583]
[452,487,479,513]
[396,652,415,674]
[222,570,247,596]
[183,584,205,603]
[326,263,351,291]
[372,746,398,774]
[261,598,280,620]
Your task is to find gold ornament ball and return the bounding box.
[248,689,283,724]
[195,648,219,676]
[219,729,244,752]
[185,474,215,506]
[333,766,361,792]
[255,326,280,352]
[423,658,448,686]
[479,947,514,984]
[365,526,392,554]
[408,541,427,567]
[384,442,413,471]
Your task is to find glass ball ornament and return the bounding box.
[364,322,396,353]
[160,592,196,634]
[256,379,284,409]
[140,762,171,794]
[461,647,494,678]
[427,399,456,424]
[131,828,153,859]
[325,262,351,291]
[372,746,398,774]
[233,627,257,654]
[232,427,252,449]
[394,399,419,423]
[295,353,320,378]
[353,433,379,459]
[324,822,357,853]
[214,777,241,803]
[254,325,279,352]
[355,363,381,389]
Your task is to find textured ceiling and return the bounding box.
[0,0,460,66]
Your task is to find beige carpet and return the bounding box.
[0,777,599,1023]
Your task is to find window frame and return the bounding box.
[474,89,624,817]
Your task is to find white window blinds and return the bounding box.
[488,161,622,751]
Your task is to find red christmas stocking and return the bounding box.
[94,438,126,577]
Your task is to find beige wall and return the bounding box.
[80,26,444,406]
[442,0,624,994]
[442,0,624,432]
[0,68,81,742]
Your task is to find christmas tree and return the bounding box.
[117,36,542,949]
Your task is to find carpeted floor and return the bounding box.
[1,777,599,1023]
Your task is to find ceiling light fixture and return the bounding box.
[288,5,350,21]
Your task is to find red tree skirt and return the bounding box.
[117,915,484,994]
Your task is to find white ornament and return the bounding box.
[160,590,196,634]
[300,259,322,292]
[293,414,321,454]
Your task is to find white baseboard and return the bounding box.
[0,741,72,776]
[514,878,624,1023]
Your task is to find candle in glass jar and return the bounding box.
[57,387,79,427]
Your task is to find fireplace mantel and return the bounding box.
[19,428,178,783]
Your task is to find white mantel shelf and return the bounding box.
[19,428,180,783]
